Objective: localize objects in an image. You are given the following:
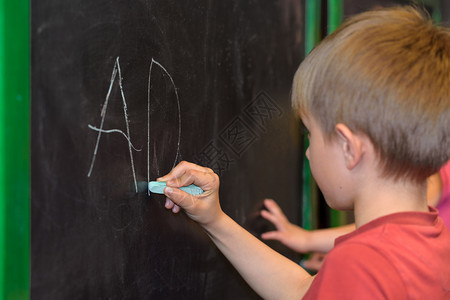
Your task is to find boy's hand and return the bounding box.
[260,199,312,253]
[157,161,222,226]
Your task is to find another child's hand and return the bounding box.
[301,252,326,272]
[157,161,223,226]
[260,199,312,253]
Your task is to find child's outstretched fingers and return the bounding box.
[261,199,290,231]
[260,198,312,253]
[158,161,222,225]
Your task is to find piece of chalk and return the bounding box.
[148,181,204,195]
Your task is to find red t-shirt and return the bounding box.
[437,160,450,229]
[304,207,450,299]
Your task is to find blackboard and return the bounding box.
[343,0,421,17]
[31,1,304,298]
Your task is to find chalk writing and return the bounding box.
[87,125,142,152]
[88,56,181,194]
[147,58,181,193]
[87,56,138,192]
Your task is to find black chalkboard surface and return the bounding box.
[31,1,304,298]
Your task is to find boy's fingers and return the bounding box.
[261,231,281,241]
[165,198,174,209]
[157,161,207,183]
[264,199,282,213]
[173,168,218,191]
[302,254,325,271]
[261,207,287,230]
[172,204,180,213]
[264,198,284,216]
[264,199,281,213]
[261,209,280,225]
[158,161,218,191]
[164,197,181,213]
[164,186,197,210]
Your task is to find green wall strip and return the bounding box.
[0,0,30,298]
[418,0,442,23]
[305,0,322,55]
[328,0,343,33]
[327,0,347,228]
[302,0,322,230]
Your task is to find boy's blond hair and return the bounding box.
[293,6,450,183]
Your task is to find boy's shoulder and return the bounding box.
[304,208,450,299]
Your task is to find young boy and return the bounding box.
[157,6,450,299]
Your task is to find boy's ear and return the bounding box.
[334,123,364,170]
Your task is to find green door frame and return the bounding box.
[0,0,30,298]
[302,0,322,230]
[302,0,344,230]
[327,0,347,228]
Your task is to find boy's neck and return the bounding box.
[353,176,428,228]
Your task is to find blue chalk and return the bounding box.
[148,181,204,195]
